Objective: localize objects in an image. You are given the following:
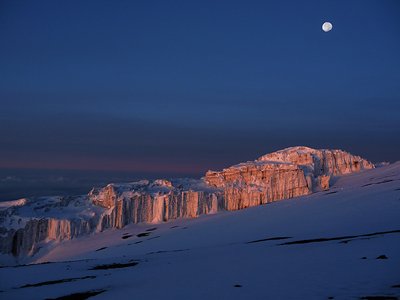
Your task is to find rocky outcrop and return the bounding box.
[0,147,374,258]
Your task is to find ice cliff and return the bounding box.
[0,147,374,257]
[205,146,374,209]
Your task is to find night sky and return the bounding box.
[1,1,399,199]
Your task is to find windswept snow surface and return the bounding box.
[1,163,400,299]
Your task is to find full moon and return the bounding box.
[322,22,333,32]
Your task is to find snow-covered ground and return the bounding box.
[1,162,399,299]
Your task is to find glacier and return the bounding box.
[0,146,374,257]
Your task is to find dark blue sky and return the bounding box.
[1,0,399,183]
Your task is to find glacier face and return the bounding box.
[205,147,374,210]
[0,180,223,257]
[0,195,105,257]
[0,147,374,257]
[257,146,374,176]
[88,179,222,230]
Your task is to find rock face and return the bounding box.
[0,147,374,258]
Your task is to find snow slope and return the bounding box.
[0,162,399,299]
